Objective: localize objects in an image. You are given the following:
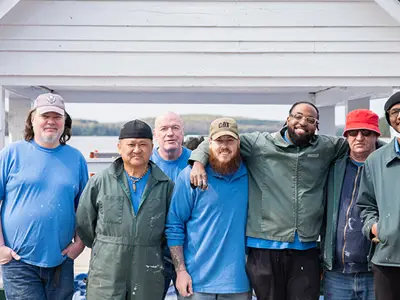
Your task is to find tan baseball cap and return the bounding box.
[209,118,239,140]
[32,93,65,116]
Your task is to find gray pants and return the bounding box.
[178,291,252,300]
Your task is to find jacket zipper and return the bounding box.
[341,166,361,272]
[294,146,300,236]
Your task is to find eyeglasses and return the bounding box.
[290,113,319,125]
[387,108,400,119]
[347,129,374,137]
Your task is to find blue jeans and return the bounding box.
[2,257,74,300]
[323,271,375,300]
[178,291,252,300]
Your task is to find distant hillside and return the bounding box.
[3,112,390,137]
[71,114,284,136]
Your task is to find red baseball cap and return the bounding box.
[343,109,381,136]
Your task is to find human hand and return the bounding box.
[176,270,193,297]
[371,223,380,243]
[190,162,208,190]
[0,245,20,265]
[62,239,85,260]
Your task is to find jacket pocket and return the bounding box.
[101,195,124,224]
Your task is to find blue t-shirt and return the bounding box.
[247,129,317,250]
[125,168,150,215]
[0,140,88,267]
[166,164,250,294]
[395,138,400,154]
[150,147,191,182]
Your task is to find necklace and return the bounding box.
[128,166,149,192]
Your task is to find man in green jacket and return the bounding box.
[357,92,400,300]
[76,120,174,300]
[189,102,348,300]
[322,109,381,300]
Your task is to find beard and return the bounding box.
[209,149,241,175]
[287,126,314,146]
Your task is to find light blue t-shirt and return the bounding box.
[166,164,250,294]
[125,168,150,215]
[395,138,400,154]
[151,147,191,182]
[247,129,317,250]
[0,140,88,267]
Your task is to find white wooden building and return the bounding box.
[1,0,400,147]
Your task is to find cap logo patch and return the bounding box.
[47,95,56,104]
[219,122,230,128]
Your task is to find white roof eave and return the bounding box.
[0,0,20,21]
[374,0,400,25]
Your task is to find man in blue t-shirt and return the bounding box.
[0,93,88,300]
[151,112,191,298]
[166,118,251,300]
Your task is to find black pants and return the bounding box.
[372,264,400,300]
[246,247,320,300]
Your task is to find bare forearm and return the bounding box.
[0,216,4,246]
[170,245,186,272]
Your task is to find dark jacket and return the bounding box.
[322,156,371,272]
[76,158,174,300]
[357,138,400,267]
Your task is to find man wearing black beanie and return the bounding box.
[76,119,174,300]
[357,92,400,300]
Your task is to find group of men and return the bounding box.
[0,92,399,300]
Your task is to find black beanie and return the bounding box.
[384,92,400,125]
[119,120,153,140]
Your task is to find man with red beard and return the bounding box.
[189,102,349,300]
[165,118,251,300]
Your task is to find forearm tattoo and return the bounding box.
[170,246,186,272]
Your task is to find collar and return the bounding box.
[110,157,170,182]
[273,127,318,147]
[384,138,400,166]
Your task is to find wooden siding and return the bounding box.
[0,0,399,86]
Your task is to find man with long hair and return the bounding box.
[166,118,251,300]
[0,93,88,300]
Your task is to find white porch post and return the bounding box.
[345,97,370,115]
[8,95,32,141]
[318,105,336,136]
[0,87,6,149]
[0,88,7,291]
[390,89,400,138]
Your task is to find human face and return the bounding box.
[286,103,318,146]
[209,135,240,163]
[154,113,184,154]
[388,103,400,133]
[118,138,153,168]
[346,129,377,160]
[209,135,241,175]
[32,111,65,147]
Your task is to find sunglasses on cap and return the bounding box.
[347,129,374,137]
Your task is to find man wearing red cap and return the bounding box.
[321,109,381,300]
[357,92,400,300]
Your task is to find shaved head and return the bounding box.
[154,111,185,160]
[154,112,183,129]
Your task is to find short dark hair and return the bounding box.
[184,136,205,150]
[24,110,72,145]
[289,101,320,120]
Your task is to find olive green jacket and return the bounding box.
[76,158,174,300]
[357,138,400,267]
[190,128,347,242]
